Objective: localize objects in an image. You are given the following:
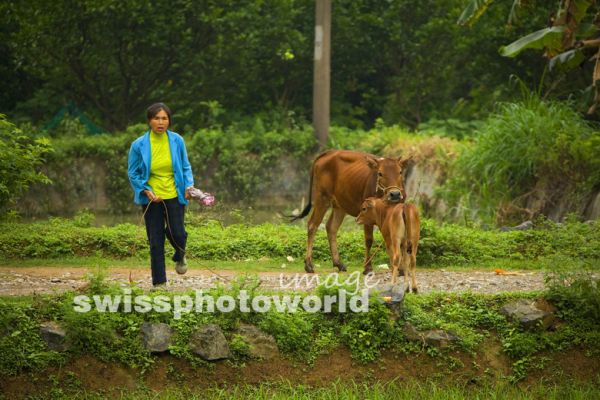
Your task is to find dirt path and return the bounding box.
[0,266,545,296]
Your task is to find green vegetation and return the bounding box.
[2,0,551,131]
[11,121,461,213]
[0,115,52,213]
[1,215,598,266]
[442,97,600,224]
[6,380,600,400]
[0,269,598,387]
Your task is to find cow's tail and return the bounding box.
[288,151,333,222]
[289,164,314,222]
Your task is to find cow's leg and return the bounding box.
[305,198,329,273]
[410,252,418,293]
[362,224,374,275]
[403,251,411,293]
[400,243,410,293]
[326,207,347,272]
[390,248,401,285]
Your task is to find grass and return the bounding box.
[2,217,599,266]
[6,379,600,400]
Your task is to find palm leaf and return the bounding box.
[457,0,495,27]
[499,26,565,58]
[549,49,586,72]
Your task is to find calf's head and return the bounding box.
[356,198,378,225]
[366,156,411,203]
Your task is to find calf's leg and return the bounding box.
[362,224,374,275]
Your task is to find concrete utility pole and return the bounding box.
[313,0,331,148]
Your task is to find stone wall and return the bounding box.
[16,154,599,222]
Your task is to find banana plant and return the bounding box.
[458,0,600,113]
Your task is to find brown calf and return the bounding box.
[356,197,420,293]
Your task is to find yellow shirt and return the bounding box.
[148,131,178,199]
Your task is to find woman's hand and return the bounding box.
[185,186,193,200]
[144,189,161,202]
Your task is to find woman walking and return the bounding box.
[128,103,194,288]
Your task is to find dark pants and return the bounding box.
[142,198,187,286]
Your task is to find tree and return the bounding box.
[0,115,52,212]
[458,0,600,114]
[6,0,214,130]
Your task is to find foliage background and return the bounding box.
[1,0,559,131]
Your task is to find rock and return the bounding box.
[424,330,460,348]
[140,322,172,353]
[190,324,230,360]
[403,322,422,341]
[403,323,460,348]
[40,321,69,352]
[237,324,279,359]
[501,220,533,232]
[500,299,555,331]
[514,221,533,231]
[50,278,61,283]
[376,283,405,304]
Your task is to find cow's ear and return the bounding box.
[397,156,414,170]
[366,156,379,170]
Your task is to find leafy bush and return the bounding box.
[441,97,600,224]
[186,123,317,201]
[340,296,395,363]
[545,268,600,324]
[0,301,64,376]
[257,310,313,356]
[0,115,52,213]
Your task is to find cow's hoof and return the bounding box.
[362,266,373,275]
[304,262,315,273]
[335,263,347,272]
[412,287,418,294]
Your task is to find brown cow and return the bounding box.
[291,150,410,274]
[356,197,420,292]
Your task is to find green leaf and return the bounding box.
[499,26,565,58]
[576,23,599,40]
[569,0,594,24]
[549,49,586,72]
[457,0,495,26]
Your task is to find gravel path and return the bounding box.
[0,267,545,296]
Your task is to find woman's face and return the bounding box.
[149,109,169,133]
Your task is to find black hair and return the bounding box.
[146,102,172,126]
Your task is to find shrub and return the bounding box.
[441,97,600,224]
[0,115,52,213]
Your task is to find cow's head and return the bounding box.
[356,198,377,225]
[366,156,411,203]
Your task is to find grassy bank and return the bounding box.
[0,217,598,267]
[0,270,598,390]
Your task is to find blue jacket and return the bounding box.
[128,130,194,205]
